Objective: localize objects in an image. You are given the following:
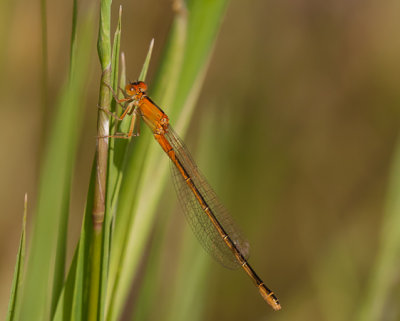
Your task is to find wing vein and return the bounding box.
[165,125,250,269]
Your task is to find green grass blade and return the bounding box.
[98,7,124,321]
[163,228,209,321]
[19,5,96,320]
[138,38,154,82]
[88,0,113,318]
[53,4,123,321]
[129,208,171,321]
[50,187,70,318]
[48,0,79,312]
[160,112,226,321]
[6,194,27,321]
[107,38,154,213]
[52,251,78,321]
[51,159,96,321]
[356,135,400,321]
[69,162,97,321]
[97,0,112,71]
[105,40,157,321]
[130,215,209,321]
[105,1,230,319]
[105,8,189,318]
[162,0,230,121]
[151,3,187,109]
[111,6,123,91]
[103,5,123,237]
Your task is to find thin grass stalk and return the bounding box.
[105,6,124,209]
[88,0,113,319]
[98,7,124,321]
[93,0,111,231]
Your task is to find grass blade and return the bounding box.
[107,38,154,213]
[138,38,154,82]
[105,0,230,319]
[19,4,96,319]
[52,160,97,321]
[356,135,400,321]
[98,6,124,321]
[87,0,113,317]
[105,40,157,321]
[50,177,70,318]
[6,194,27,321]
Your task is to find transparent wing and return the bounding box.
[165,125,250,269]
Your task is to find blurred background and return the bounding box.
[1,0,400,320]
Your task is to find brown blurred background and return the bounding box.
[1,0,400,320]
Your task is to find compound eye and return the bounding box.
[125,84,133,95]
[138,81,147,92]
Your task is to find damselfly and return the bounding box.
[104,81,281,311]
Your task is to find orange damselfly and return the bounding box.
[105,81,281,311]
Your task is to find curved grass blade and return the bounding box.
[6,194,27,321]
[19,6,96,320]
[52,160,96,321]
[105,0,231,319]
